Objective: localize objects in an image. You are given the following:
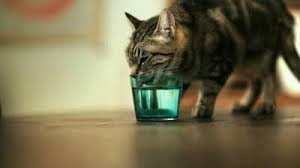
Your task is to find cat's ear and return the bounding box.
[125,12,143,29]
[154,10,176,39]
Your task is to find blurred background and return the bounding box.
[0,0,299,117]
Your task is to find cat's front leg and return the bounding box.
[193,80,224,119]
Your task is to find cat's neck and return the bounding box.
[167,3,193,51]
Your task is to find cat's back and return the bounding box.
[179,0,291,21]
[177,0,293,49]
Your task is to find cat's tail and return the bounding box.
[281,13,300,81]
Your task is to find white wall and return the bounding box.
[278,10,300,96]
[0,0,163,116]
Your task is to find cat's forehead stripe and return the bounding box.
[133,17,158,44]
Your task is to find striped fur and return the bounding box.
[126,0,300,118]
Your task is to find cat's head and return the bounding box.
[125,10,182,83]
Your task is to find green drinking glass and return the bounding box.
[130,76,183,122]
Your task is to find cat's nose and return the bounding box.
[130,65,138,76]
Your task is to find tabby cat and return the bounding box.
[125,0,300,119]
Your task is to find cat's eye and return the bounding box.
[151,55,170,65]
[151,52,174,56]
[140,57,148,64]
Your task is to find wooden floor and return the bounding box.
[1,89,300,168]
[2,107,300,168]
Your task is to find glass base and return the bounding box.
[136,117,178,122]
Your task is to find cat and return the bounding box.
[125,0,300,119]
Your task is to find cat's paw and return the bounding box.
[252,103,276,117]
[194,105,213,119]
[232,103,251,115]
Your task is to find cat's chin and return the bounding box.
[137,76,154,85]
